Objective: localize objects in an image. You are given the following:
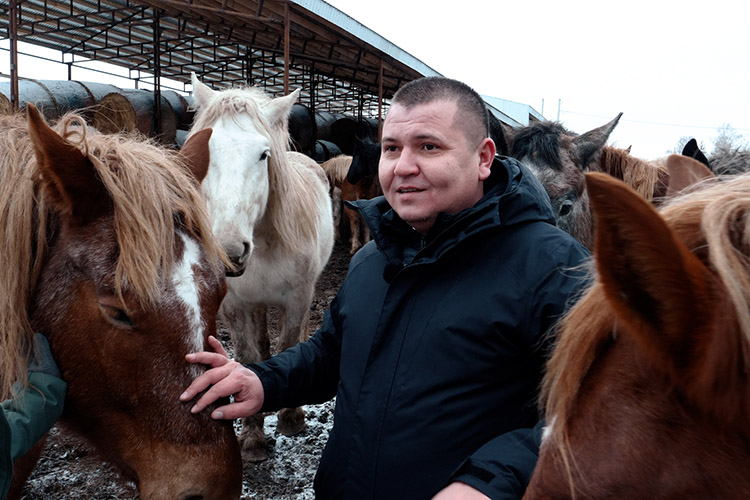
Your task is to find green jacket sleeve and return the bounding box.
[1,372,66,499]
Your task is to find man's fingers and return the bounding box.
[210,400,258,420]
[185,350,230,367]
[207,335,229,357]
[180,363,232,401]
[189,374,243,414]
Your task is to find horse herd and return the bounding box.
[3,76,750,499]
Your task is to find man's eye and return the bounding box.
[424,144,437,151]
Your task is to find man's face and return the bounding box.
[379,99,494,233]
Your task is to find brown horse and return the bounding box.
[322,154,382,255]
[1,105,242,499]
[525,172,750,499]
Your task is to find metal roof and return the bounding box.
[1,0,443,117]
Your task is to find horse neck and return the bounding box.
[262,152,320,252]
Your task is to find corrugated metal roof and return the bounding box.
[0,0,441,117]
[1,0,532,129]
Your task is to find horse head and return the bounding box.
[22,105,242,499]
[347,136,381,185]
[190,72,299,276]
[526,172,750,499]
[504,113,622,248]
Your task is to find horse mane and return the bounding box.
[190,86,320,251]
[596,146,668,201]
[509,121,570,170]
[0,111,222,399]
[541,173,750,473]
[709,147,750,175]
[321,155,353,187]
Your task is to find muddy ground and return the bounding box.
[21,241,352,500]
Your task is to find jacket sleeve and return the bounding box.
[449,421,544,499]
[1,371,67,499]
[2,373,67,461]
[248,295,344,412]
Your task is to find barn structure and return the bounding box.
[0,0,541,152]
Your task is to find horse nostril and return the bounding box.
[239,241,251,263]
[180,495,203,500]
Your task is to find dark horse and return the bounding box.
[501,114,714,249]
[525,172,750,499]
[1,105,242,499]
[500,114,622,249]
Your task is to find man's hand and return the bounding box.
[432,482,491,500]
[180,335,265,419]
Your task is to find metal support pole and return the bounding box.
[9,0,19,112]
[378,58,384,139]
[283,2,290,95]
[153,9,162,135]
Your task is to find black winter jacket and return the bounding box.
[249,156,589,500]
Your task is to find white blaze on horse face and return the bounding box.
[172,232,205,352]
[202,115,270,262]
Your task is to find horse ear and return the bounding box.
[665,154,714,197]
[585,172,716,385]
[681,138,711,169]
[26,103,108,221]
[179,128,212,183]
[573,112,622,169]
[264,89,300,130]
[191,72,215,108]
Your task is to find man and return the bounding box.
[180,77,589,499]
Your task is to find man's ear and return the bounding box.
[478,137,495,181]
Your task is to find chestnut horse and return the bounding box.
[188,74,334,461]
[0,105,242,499]
[322,154,382,255]
[525,172,750,499]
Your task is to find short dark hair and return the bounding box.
[391,77,489,146]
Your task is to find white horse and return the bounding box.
[188,73,334,461]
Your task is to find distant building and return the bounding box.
[483,95,545,127]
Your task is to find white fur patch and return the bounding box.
[172,232,204,352]
[542,415,557,444]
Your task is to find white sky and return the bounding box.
[3,0,749,160]
[325,0,750,159]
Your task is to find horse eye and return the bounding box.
[559,199,575,217]
[99,304,134,328]
[259,150,270,161]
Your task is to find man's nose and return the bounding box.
[393,148,419,176]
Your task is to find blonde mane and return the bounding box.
[0,111,223,399]
[321,155,353,188]
[190,86,320,251]
[597,146,668,201]
[541,173,750,491]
